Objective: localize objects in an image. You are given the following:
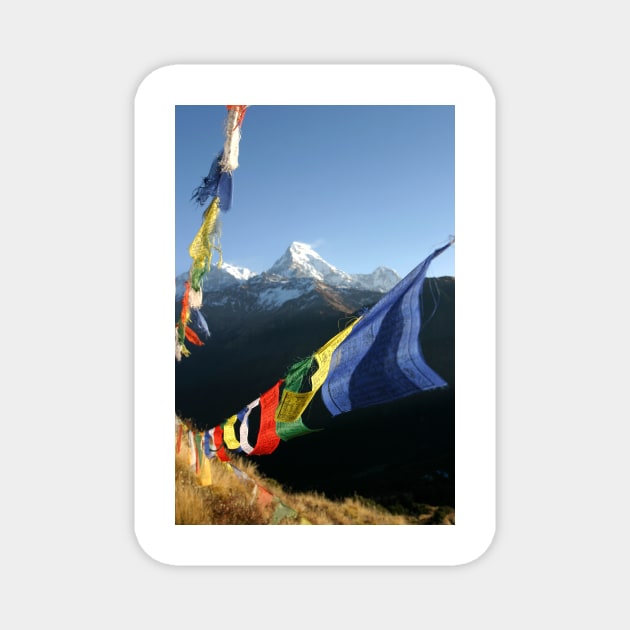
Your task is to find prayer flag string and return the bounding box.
[176,106,248,361]
[176,241,453,463]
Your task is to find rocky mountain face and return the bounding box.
[175,242,456,511]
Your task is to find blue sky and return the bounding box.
[175,105,454,279]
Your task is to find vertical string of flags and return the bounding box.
[176,105,248,361]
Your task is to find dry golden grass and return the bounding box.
[175,424,454,525]
[284,491,409,525]
[176,451,269,524]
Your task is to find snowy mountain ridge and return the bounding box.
[176,241,401,301]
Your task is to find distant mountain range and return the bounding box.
[175,241,456,511]
[176,241,403,305]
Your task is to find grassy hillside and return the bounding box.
[175,431,455,525]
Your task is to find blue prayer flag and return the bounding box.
[191,154,233,211]
[321,242,453,416]
[191,153,222,206]
[217,171,233,211]
[190,308,211,339]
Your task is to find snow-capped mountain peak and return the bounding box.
[220,262,257,282]
[351,266,402,292]
[266,241,355,287]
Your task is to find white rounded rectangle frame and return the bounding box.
[134,64,495,566]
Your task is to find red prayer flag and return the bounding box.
[184,325,204,346]
[249,380,283,456]
[180,281,191,324]
[176,423,183,454]
[256,485,275,510]
[213,425,231,462]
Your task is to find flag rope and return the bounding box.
[176,105,248,361]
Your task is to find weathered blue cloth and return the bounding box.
[189,308,211,339]
[191,154,222,206]
[321,242,452,416]
[217,171,233,211]
[191,153,233,210]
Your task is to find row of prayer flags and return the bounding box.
[179,242,453,462]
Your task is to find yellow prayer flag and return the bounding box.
[310,319,360,391]
[188,197,222,273]
[275,319,361,425]
[222,415,240,450]
[197,455,213,486]
[276,390,313,423]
